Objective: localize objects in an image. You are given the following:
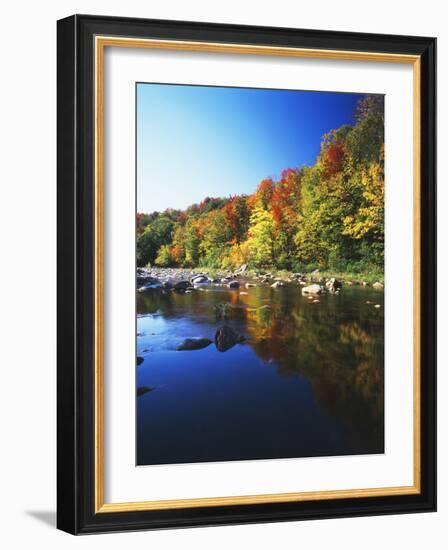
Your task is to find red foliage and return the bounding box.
[322,141,345,178]
[254,178,274,209]
[223,196,237,232]
[271,169,301,227]
[281,168,296,180]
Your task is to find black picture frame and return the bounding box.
[57,14,436,534]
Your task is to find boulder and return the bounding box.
[176,338,212,351]
[373,281,384,289]
[191,275,209,284]
[302,284,324,295]
[215,326,245,352]
[228,280,240,289]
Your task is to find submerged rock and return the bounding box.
[301,284,324,296]
[215,326,245,352]
[176,337,213,351]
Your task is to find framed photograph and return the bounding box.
[57,14,436,534]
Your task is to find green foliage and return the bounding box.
[136,215,174,267]
[155,244,174,267]
[198,209,233,268]
[136,95,384,274]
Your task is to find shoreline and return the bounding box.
[137,265,384,288]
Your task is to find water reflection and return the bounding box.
[137,284,384,464]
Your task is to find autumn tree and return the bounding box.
[136,95,384,274]
[245,207,276,267]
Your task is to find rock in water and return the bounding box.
[301,284,324,295]
[137,386,154,396]
[176,337,212,351]
[215,326,244,352]
[191,275,209,284]
[136,272,161,287]
[137,279,162,291]
[373,281,384,289]
[228,280,240,289]
[136,356,144,366]
[325,277,342,292]
[174,280,191,291]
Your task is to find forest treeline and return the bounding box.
[137,96,384,274]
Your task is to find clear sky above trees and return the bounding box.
[137,83,366,213]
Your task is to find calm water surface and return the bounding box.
[136,283,384,465]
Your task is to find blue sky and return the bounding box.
[137,83,365,213]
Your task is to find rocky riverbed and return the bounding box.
[136,265,383,295]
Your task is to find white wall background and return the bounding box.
[0,1,444,547]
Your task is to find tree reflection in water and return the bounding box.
[137,283,384,459]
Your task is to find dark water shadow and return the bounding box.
[25,510,56,528]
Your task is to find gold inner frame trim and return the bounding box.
[94,35,422,513]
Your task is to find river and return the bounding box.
[136,280,384,465]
